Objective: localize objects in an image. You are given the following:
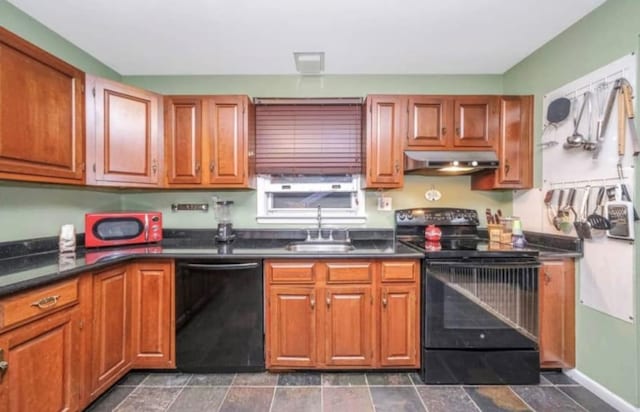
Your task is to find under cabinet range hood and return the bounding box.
[404,150,499,175]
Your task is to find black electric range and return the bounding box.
[396,208,540,385]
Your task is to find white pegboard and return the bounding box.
[540,53,637,323]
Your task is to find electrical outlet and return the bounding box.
[377,196,392,211]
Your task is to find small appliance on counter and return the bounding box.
[84,211,163,248]
[215,200,235,242]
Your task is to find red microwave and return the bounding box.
[85,211,163,248]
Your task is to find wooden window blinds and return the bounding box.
[256,104,362,174]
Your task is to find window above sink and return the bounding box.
[256,175,366,224]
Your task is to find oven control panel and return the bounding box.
[395,208,479,226]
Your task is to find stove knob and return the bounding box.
[398,212,406,220]
[407,212,414,220]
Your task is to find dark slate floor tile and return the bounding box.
[409,372,425,386]
[366,372,413,386]
[558,386,618,412]
[233,372,279,386]
[115,387,182,412]
[277,372,322,386]
[218,387,274,412]
[541,371,578,385]
[464,386,531,412]
[117,372,149,387]
[323,387,374,412]
[416,386,478,412]
[539,374,553,386]
[187,373,235,386]
[271,387,321,412]
[511,386,584,412]
[167,387,227,411]
[140,373,192,387]
[86,386,135,412]
[322,372,367,386]
[370,386,426,412]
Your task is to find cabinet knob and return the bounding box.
[455,127,461,136]
[394,161,400,173]
[152,159,158,175]
[195,162,201,173]
[326,295,331,308]
[210,162,215,172]
[382,293,388,307]
[505,160,511,175]
[310,296,315,309]
[442,127,447,135]
[0,349,7,382]
[544,271,551,284]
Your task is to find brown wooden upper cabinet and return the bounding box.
[86,75,162,187]
[471,95,533,190]
[0,27,85,185]
[165,95,255,188]
[364,95,404,189]
[406,95,498,150]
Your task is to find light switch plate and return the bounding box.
[377,197,392,211]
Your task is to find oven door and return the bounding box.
[424,258,539,350]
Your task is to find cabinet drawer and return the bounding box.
[0,278,79,329]
[381,261,419,282]
[268,261,316,283]
[326,262,372,283]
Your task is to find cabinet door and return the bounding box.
[0,308,82,412]
[267,287,316,368]
[165,97,203,185]
[87,75,161,186]
[130,261,175,369]
[207,96,247,186]
[453,96,498,148]
[471,96,533,190]
[539,260,575,368]
[0,28,84,184]
[365,96,403,188]
[380,285,419,367]
[406,96,452,149]
[324,286,373,366]
[90,265,132,398]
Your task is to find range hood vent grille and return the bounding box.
[404,150,499,176]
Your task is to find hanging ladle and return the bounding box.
[563,91,590,149]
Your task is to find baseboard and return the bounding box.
[564,368,639,412]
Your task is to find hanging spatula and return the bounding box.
[586,186,612,230]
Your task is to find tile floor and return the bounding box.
[86,371,617,412]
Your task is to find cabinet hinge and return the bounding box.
[92,87,96,97]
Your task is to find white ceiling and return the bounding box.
[9,0,606,75]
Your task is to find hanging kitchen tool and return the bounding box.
[564,92,589,149]
[620,182,639,221]
[617,82,627,178]
[592,79,622,159]
[574,186,592,239]
[540,97,572,148]
[621,81,640,157]
[606,200,635,241]
[586,186,612,231]
[544,189,556,226]
[552,189,566,231]
[560,188,577,234]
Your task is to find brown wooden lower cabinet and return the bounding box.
[265,259,419,370]
[89,264,133,400]
[539,259,575,368]
[0,307,83,411]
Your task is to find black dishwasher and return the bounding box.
[175,259,264,372]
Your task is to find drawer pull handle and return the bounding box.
[31,295,60,309]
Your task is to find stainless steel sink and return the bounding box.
[285,241,355,253]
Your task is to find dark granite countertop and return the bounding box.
[0,229,422,298]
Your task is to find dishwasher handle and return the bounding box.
[183,262,260,271]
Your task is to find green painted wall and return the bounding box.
[123,74,502,97]
[504,0,640,406]
[0,0,120,80]
[121,175,512,229]
[0,182,121,243]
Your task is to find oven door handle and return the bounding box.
[426,260,539,270]
[182,263,260,270]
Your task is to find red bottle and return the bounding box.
[424,224,442,241]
